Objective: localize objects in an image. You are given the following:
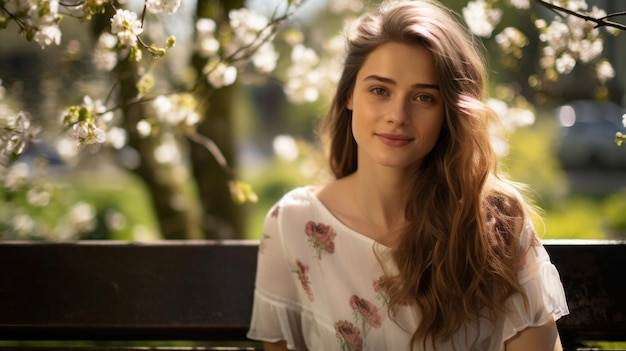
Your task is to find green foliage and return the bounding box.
[602,189,626,238]
[0,159,159,241]
[503,114,625,240]
[502,117,568,208]
[541,196,607,239]
[71,168,160,240]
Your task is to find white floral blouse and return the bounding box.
[247,186,569,351]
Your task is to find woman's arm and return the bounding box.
[264,340,290,351]
[505,318,562,351]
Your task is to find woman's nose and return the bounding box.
[387,98,410,125]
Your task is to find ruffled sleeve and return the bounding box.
[246,195,307,350]
[497,224,570,347]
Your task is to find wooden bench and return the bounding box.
[0,240,624,350]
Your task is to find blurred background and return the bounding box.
[1,0,625,242]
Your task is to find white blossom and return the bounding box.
[495,27,528,57]
[153,95,173,117]
[596,60,615,84]
[83,96,113,123]
[196,18,216,34]
[110,9,143,47]
[72,122,106,145]
[145,0,181,14]
[573,38,603,63]
[487,98,535,157]
[462,0,502,38]
[284,74,320,104]
[1,111,41,158]
[69,202,97,233]
[229,8,270,44]
[198,37,220,58]
[534,3,613,81]
[107,127,127,149]
[273,135,299,162]
[206,62,238,88]
[93,33,119,71]
[12,214,36,237]
[136,120,153,138]
[509,0,530,10]
[34,24,61,47]
[27,187,50,207]
[284,45,322,103]
[539,19,569,52]
[555,53,576,74]
[227,8,273,61]
[105,210,127,231]
[252,42,279,73]
[56,137,79,163]
[152,94,200,127]
[488,98,535,130]
[63,96,112,146]
[7,0,64,48]
[4,162,30,191]
[195,18,220,58]
[563,0,588,12]
[154,134,181,164]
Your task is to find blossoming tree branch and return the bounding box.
[0,0,623,239]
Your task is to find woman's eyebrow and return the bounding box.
[363,74,440,90]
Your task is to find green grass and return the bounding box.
[541,196,607,239]
[67,167,160,240]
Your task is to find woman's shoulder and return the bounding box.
[275,186,316,207]
[269,185,323,219]
[269,181,349,229]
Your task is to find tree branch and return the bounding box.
[534,0,626,31]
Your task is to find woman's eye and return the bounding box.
[370,87,387,96]
[414,94,434,102]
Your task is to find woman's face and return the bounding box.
[347,41,445,171]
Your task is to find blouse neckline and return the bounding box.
[303,186,392,250]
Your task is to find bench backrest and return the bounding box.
[544,240,626,346]
[0,240,258,342]
[0,240,625,348]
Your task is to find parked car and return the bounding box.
[554,99,626,170]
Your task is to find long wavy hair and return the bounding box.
[318,0,534,348]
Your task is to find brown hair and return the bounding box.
[318,0,533,348]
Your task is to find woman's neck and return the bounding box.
[349,168,410,234]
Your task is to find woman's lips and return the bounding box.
[375,133,415,147]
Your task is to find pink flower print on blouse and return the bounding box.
[334,320,363,351]
[304,220,336,260]
[373,276,391,307]
[350,295,383,334]
[291,259,314,302]
[373,275,414,307]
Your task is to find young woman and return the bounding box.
[247,0,569,350]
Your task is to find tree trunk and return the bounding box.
[116,59,204,240]
[92,8,203,240]
[190,0,245,239]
